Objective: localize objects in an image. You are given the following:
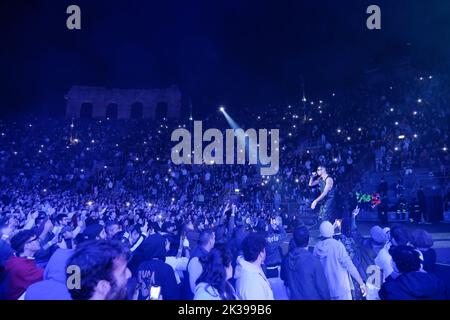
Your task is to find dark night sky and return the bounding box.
[0,0,450,117]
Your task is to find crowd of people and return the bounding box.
[0,71,449,300]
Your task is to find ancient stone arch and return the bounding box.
[65,86,181,119]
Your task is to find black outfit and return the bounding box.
[131,233,180,300]
[379,272,447,300]
[318,176,336,222]
[136,259,180,300]
[280,247,330,300]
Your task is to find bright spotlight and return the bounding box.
[219,107,225,112]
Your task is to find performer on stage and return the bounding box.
[309,165,336,222]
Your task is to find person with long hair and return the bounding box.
[194,247,237,300]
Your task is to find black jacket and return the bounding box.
[281,247,330,300]
[380,272,447,300]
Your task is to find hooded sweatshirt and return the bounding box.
[313,238,355,299]
[379,272,447,300]
[281,247,330,300]
[25,248,74,300]
[135,234,179,300]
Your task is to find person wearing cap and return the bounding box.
[375,225,411,282]
[313,221,367,300]
[4,230,44,299]
[363,225,389,257]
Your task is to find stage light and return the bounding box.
[116,143,119,147]
[332,93,335,97]
[219,106,225,112]
[142,170,146,174]
[419,77,424,81]
[337,128,341,133]
[135,157,139,161]
[189,116,193,121]
[417,98,422,103]
[156,157,160,160]
[87,201,93,206]
[347,136,351,141]
[395,122,399,126]
[308,118,313,121]
[288,133,292,137]
[28,124,32,128]
[302,96,307,102]
[126,202,130,207]
[429,76,433,79]
[295,179,299,183]
[443,147,448,152]
[413,111,417,115]
[1,133,4,136]
[43,189,47,192]
[276,179,280,183]
[148,203,152,207]
[413,134,418,138]
[390,108,394,112]
[70,124,74,128]
[394,147,399,151]
[234,189,240,193]
[310,101,314,105]
[319,100,323,104]
[333,158,339,162]
[104,165,107,169]
[358,127,362,132]
[288,105,291,109]
[398,135,405,139]
[257,116,261,120]
[91,139,95,143]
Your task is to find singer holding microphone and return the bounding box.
[309,165,336,222]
